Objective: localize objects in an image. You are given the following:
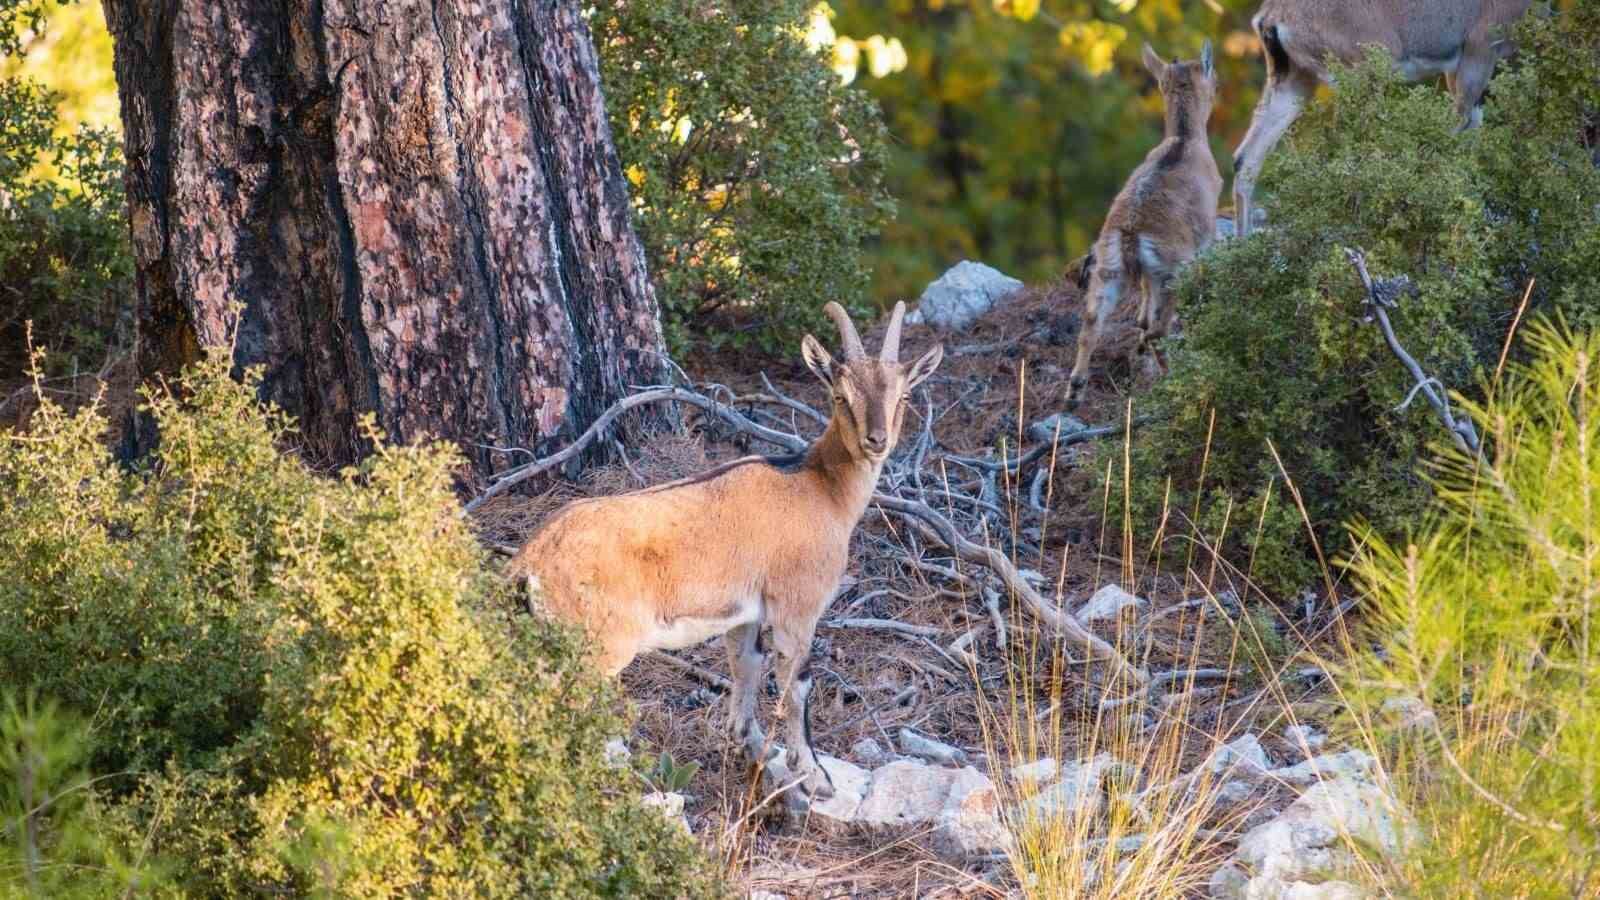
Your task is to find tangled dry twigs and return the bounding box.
[468,379,1150,684]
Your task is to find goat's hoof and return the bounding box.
[799,767,836,801]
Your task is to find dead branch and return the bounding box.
[822,618,942,639]
[648,650,732,691]
[1345,247,1481,455]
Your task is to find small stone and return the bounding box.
[1206,734,1273,778]
[749,892,787,900]
[1381,695,1437,731]
[1284,724,1327,754]
[641,791,691,834]
[1078,584,1148,622]
[1009,757,1059,785]
[1027,413,1088,444]
[851,737,888,766]
[898,728,968,766]
[1271,751,1376,786]
[1029,753,1116,821]
[914,260,1025,332]
[764,748,871,823]
[603,737,630,768]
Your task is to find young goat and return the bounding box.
[1066,43,1221,409]
[507,303,942,800]
[1232,0,1531,237]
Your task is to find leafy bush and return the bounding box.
[1,690,168,896]
[593,0,892,353]
[1340,323,1600,895]
[0,351,721,897]
[0,1,131,379]
[1120,11,1600,595]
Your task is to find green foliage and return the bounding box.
[1341,323,1600,896]
[0,352,722,897]
[594,0,892,353]
[1,691,168,897]
[1122,16,1600,595]
[830,0,1260,303]
[1,2,131,379]
[648,750,701,794]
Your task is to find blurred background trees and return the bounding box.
[827,0,1261,304]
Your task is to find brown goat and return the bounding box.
[507,303,942,800]
[1066,42,1222,408]
[1232,0,1531,237]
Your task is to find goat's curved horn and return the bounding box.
[880,301,907,363]
[824,302,865,360]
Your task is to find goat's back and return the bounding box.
[1257,0,1530,77]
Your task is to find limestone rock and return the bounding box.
[932,765,1012,859]
[641,791,691,834]
[856,760,953,827]
[1078,584,1148,622]
[910,261,1024,332]
[851,737,889,767]
[1009,757,1059,786]
[898,728,968,766]
[1270,751,1375,787]
[1029,753,1117,821]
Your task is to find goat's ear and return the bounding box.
[906,344,944,389]
[1142,43,1167,80]
[1200,40,1215,79]
[801,334,835,386]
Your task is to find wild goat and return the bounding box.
[1232,0,1531,237]
[507,303,942,800]
[1066,43,1221,408]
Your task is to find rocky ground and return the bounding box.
[476,254,1413,898]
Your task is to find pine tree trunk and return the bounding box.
[101,0,667,477]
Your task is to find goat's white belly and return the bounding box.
[646,596,761,651]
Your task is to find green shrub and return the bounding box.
[593,0,892,354]
[1120,11,1600,595]
[1340,322,1600,895]
[0,21,131,379]
[0,351,721,897]
[1,690,168,897]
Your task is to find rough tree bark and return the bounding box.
[101,0,668,476]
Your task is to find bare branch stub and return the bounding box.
[1344,247,1482,456]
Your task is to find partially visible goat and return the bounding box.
[508,303,942,800]
[1067,42,1222,408]
[1232,0,1531,237]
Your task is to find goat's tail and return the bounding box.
[1257,18,1292,88]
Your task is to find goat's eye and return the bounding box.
[833,395,846,406]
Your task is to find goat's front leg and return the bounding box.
[773,619,833,800]
[723,623,767,763]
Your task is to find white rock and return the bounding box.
[1284,724,1327,754]
[856,760,954,827]
[898,728,968,766]
[932,765,1012,859]
[1270,751,1375,787]
[1009,757,1059,785]
[748,893,787,900]
[1380,696,1437,731]
[1078,584,1148,622]
[1213,774,1412,900]
[1207,734,1273,778]
[641,791,691,834]
[851,737,889,766]
[1029,753,1116,821]
[603,737,630,768]
[914,260,1024,332]
[1027,413,1088,444]
[1282,882,1366,900]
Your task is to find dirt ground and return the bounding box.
[474,276,1343,899]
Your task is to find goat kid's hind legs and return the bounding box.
[773,624,834,801]
[723,623,768,763]
[1067,264,1123,409]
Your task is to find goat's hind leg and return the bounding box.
[1067,244,1125,409]
[723,623,768,763]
